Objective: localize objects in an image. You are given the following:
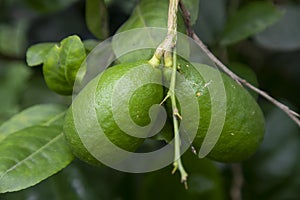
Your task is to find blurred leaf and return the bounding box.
[83,39,100,53]
[26,43,56,67]
[254,5,300,51]
[243,107,300,199]
[43,35,86,95]
[24,0,79,13]
[194,0,226,45]
[228,62,259,99]
[25,3,90,42]
[0,21,28,57]
[21,75,71,109]
[181,0,200,25]
[0,104,66,142]
[0,62,32,120]
[0,125,74,193]
[139,152,224,200]
[221,2,283,46]
[85,0,109,40]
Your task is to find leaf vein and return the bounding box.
[0,133,63,181]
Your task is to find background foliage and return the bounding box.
[0,0,299,199]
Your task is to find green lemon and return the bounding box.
[163,59,265,162]
[64,57,265,165]
[63,60,163,166]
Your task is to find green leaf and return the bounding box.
[0,161,127,199]
[115,0,185,33]
[26,43,56,67]
[0,104,66,142]
[0,125,74,193]
[0,21,28,57]
[113,0,187,63]
[181,0,200,25]
[0,104,73,193]
[221,2,283,46]
[116,0,169,32]
[85,0,109,40]
[43,35,86,95]
[254,5,300,51]
[0,62,32,120]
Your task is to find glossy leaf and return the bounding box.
[85,0,109,40]
[116,0,185,33]
[117,0,169,32]
[113,0,187,63]
[114,0,169,63]
[0,104,73,193]
[254,5,300,51]
[181,0,200,25]
[0,104,66,142]
[0,125,74,193]
[26,43,56,67]
[0,161,131,199]
[43,35,86,95]
[221,2,283,46]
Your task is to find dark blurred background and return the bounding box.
[0,0,299,199]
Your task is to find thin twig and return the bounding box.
[179,1,300,127]
[230,164,244,200]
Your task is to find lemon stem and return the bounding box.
[149,0,178,65]
[149,0,188,186]
[169,48,188,188]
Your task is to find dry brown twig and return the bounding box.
[179,1,300,127]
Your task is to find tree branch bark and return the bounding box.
[179,1,300,127]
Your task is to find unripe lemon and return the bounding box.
[64,58,265,165]
[63,61,163,166]
[163,60,265,162]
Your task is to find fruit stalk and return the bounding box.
[149,0,179,67]
[149,0,189,187]
[169,48,188,188]
[162,0,189,185]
